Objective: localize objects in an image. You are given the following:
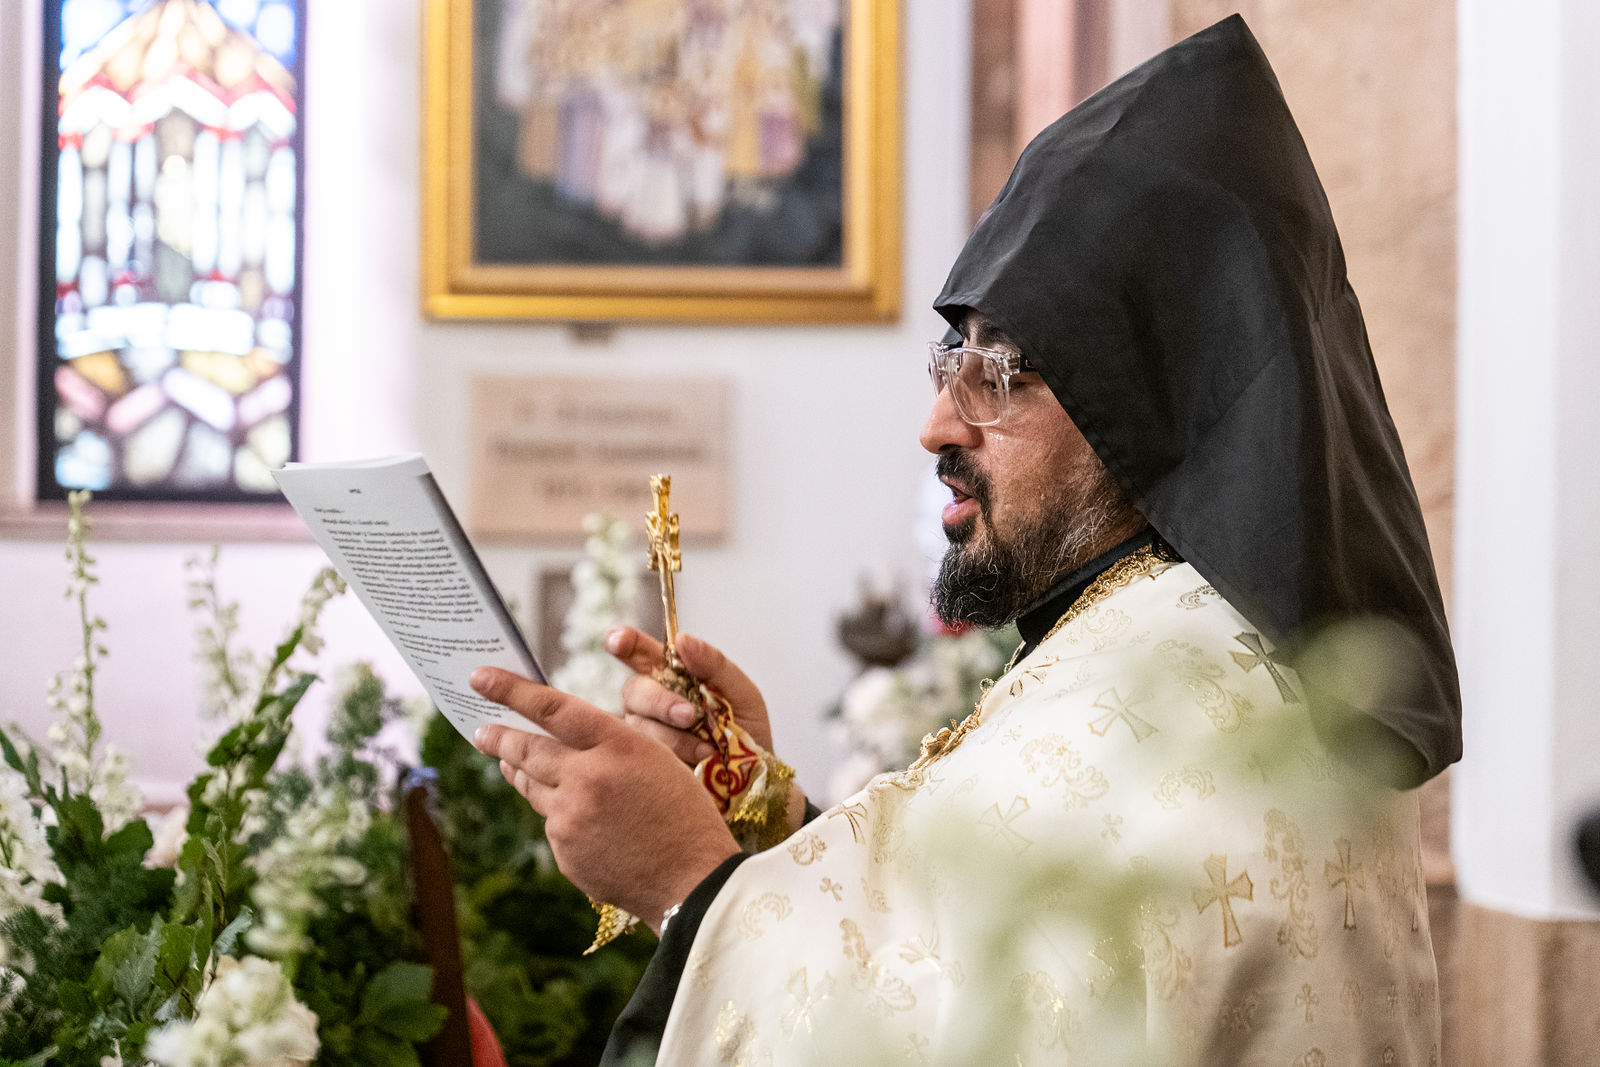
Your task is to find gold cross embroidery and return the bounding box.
[1193,853,1253,948]
[1325,837,1365,930]
[1296,983,1319,1022]
[829,801,869,844]
[1088,688,1158,743]
[1008,656,1058,697]
[980,795,1033,854]
[819,877,843,900]
[781,968,833,1038]
[1230,631,1300,703]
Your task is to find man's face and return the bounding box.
[920,313,1143,628]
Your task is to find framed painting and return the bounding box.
[422,0,900,322]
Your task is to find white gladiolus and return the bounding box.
[0,767,63,963]
[245,791,370,960]
[39,492,147,835]
[90,742,142,834]
[145,956,319,1067]
[551,514,642,713]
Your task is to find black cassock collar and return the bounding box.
[1013,530,1159,661]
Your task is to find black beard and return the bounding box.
[931,450,1132,628]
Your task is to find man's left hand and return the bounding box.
[469,666,741,930]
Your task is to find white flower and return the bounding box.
[245,791,370,960]
[145,806,191,868]
[551,515,641,713]
[90,743,143,834]
[145,955,319,1067]
[831,622,1013,789]
[0,767,63,963]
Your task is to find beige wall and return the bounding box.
[1173,2,1458,600]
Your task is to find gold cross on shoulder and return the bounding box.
[647,474,684,671]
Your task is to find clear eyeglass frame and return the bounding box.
[926,341,1038,426]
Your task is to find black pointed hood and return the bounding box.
[935,14,1460,784]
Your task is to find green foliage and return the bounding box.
[421,716,655,1066]
[2,497,646,1065]
[253,664,447,1063]
[174,669,315,931]
[299,956,446,1067]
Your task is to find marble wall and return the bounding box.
[1172,1,1458,604]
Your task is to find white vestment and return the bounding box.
[656,556,1440,1066]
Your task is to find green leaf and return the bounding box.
[213,906,253,959]
[350,1029,424,1067]
[268,625,306,674]
[91,924,158,1009]
[57,978,94,1016]
[154,920,204,1000]
[378,1001,449,1045]
[205,723,251,767]
[47,793,106,869]
[358,961,433,1018]
[0,728,40,794]
[104,817,154,866]
[357,962,447,1043]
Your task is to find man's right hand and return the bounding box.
[605,626,774,766]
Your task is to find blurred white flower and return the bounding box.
[145,955,318,1067]
[90,743,141,834]
[0,767,63,963]
[551,514,642,713]
[145,806,191,869]
[245,791,370,960]
[829,624,1015,802]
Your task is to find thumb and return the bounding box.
[676,632,765,715]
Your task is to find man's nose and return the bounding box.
[920,383,983,455]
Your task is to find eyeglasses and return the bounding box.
[926,342,1038,426]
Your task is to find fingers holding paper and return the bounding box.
[469,666,740,928]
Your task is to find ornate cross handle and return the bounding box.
[646,474,684,674]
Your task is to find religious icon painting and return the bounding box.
[38,0,306,502]
[422,0,901,322]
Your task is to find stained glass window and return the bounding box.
[39,0,304,502]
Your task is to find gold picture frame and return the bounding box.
[422,0,901,323]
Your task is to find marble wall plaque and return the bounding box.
[468,375,730,539]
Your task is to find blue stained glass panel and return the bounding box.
[62,0,298,69]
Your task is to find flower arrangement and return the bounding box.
[0,495,651,1065]
[827,589,1019,801]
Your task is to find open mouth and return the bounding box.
[935,450,990,534]
[940,475,979,527]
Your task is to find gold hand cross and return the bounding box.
[646,474,684,673]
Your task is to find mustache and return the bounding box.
[936,449,992,512]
